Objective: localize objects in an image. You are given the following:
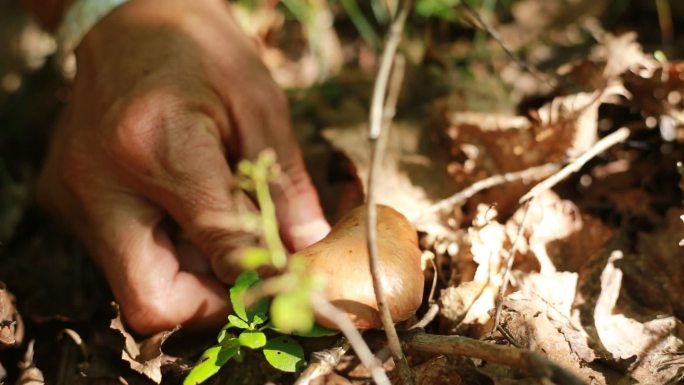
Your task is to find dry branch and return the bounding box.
[294,339,351,385]
[403,332,585,385]
[414,163,560,222]
[310,295,391,385]
[520,127,631,203]
[365,1,413,384]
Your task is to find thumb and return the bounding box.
[271,149,330,251]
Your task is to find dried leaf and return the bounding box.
[513,191,613,273]
[109,304,179,384]
[0,281,23,348]
[590,32,656,79]
[441,205,506,328]
[632,209,684,319]
[322,122,457,225]
[16,340,45,385]
[439,280,491,327]
[409,356,462,385]
[499,292,603,384]
[591,251,684,384]
[443,88,620,216]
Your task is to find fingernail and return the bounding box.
[290,218,330,250]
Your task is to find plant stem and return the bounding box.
[253,153,287,268]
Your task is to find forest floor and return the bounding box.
[1,1,684,384]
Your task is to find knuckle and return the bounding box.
[106,91,223,185]
[107,94,168,172]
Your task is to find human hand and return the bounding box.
[37,0,330,334]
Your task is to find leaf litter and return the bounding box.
[1,1,684,384]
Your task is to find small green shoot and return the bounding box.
[183,271,337,384]
[184,152,336,385]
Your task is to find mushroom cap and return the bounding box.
[299,204,424,329]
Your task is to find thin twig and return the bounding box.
[411,258,440,330]
[413,163,560,223]
[457,2,556,87]
[294,339,351,385]
[368,1,410,140]
[411,304,439,330]
[403,332,585,385]
[310,295,391,385]
[519,127,631,203]
[491,200,531,333]
[366,1,414,385]
[426,257,438,304]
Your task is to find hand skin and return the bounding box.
[36,0,330,334]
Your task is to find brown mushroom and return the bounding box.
[299,204,424,329]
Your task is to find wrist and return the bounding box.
[57,0,128,62]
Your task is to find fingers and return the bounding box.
[272,149,331,251]
[41,168,231,334]
[96,193,231,334]
[223,80,331,251]
[110,97,260,282]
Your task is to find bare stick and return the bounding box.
[457,2,555,87]
[368,1,410,140]
[414,163,560,223]
[411,304,440,330]
[491,200,531,333]
[310,295,391,385]
[366,1,414,385]
[403,332,585,385]
[520,127,631,203]
[294,339,351,385]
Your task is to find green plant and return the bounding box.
[183,271,336,385]
[183,151,337,385]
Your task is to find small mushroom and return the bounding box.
[299,204,424,329]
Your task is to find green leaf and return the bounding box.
[271,290,313,334]
[262,336,305,373]
[229,271,269,326]
[250,297,270,328]
[183,339,240,385]
[217,325,230,344]
[230,271,259,321]
[238,330,267,349]
[241,247,272,270]
[227,315,250,330]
